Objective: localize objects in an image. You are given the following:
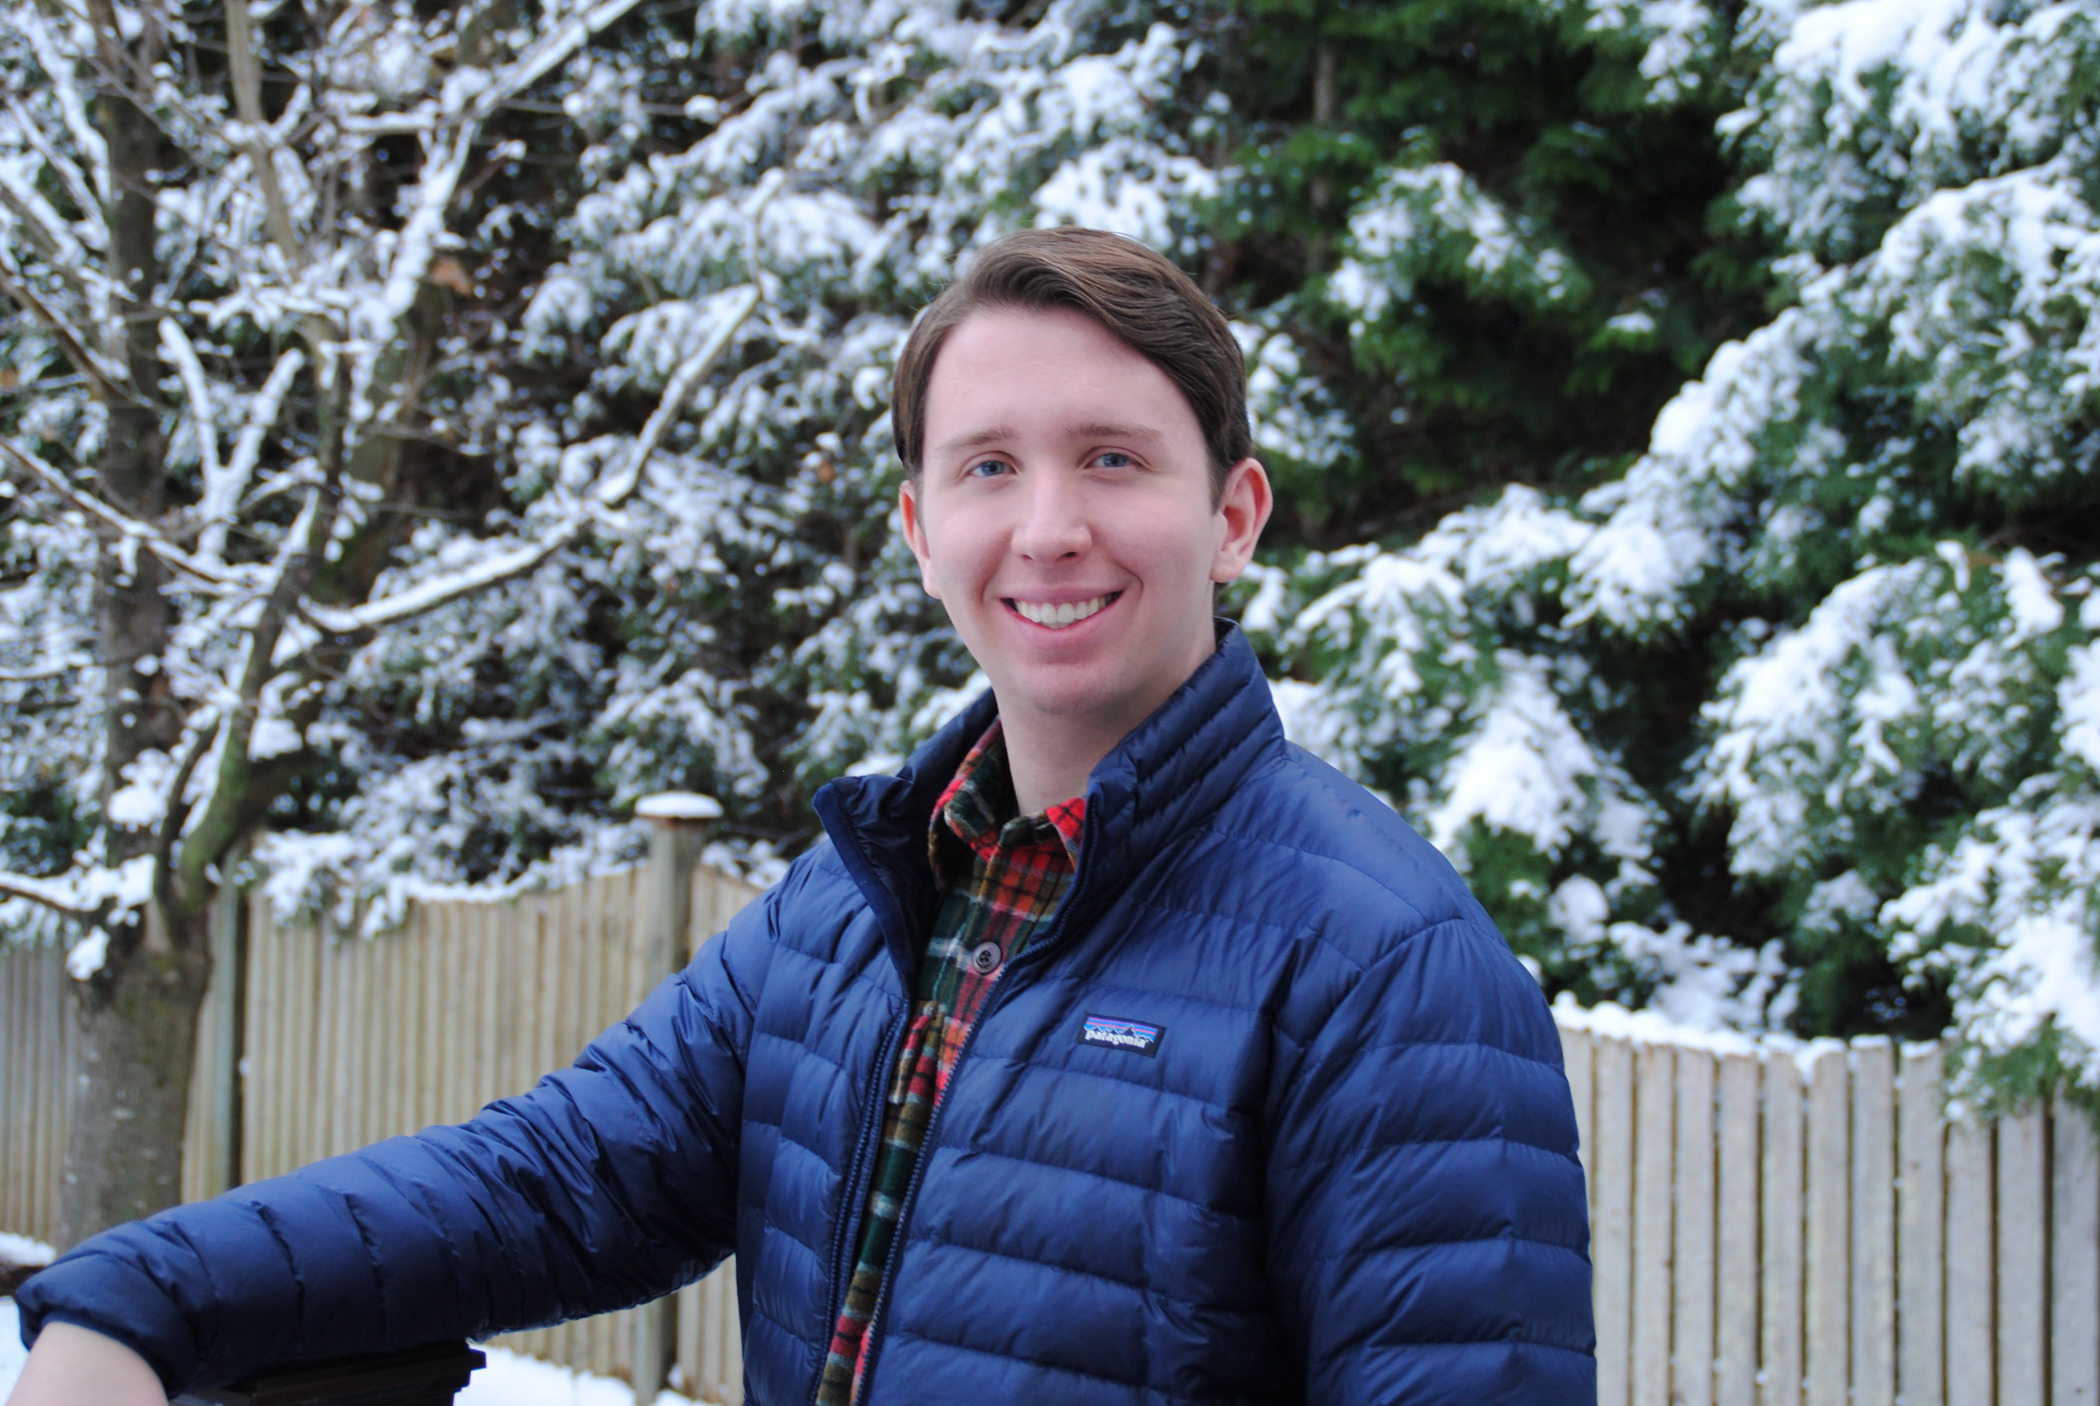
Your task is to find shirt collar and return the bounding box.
[930,721,1086,868]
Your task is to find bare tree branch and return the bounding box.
[222,0,300,257]
[0,434,243,594]
[0,658,93,682]
[4,93,108,250]
[304,269,766,636]
[207,346,305,560]
[0,262,131,404]
[151,710,221,917]
[159,317,222,483]
[0,868,95,920]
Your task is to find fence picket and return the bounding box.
[1715,1051,1759,1406]
[1762,1052,1805,1406]
[1898,1044,1945,1406]
[1675,1047,1716,1406]
[1804,1044,1849,1406]
[1596,1034,1636,1406]
[1633,1042,1675,1405]
[1562,1022,1596,1197]
[2001,1108,2048,1406]
[1946,1116,1995,1406]
[1851,1039,1895,1406]
[2055,1101,2100,1405]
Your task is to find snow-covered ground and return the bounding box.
[457,1346,679,1406]
[0,1301,691,1406]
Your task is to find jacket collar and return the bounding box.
[813,622,1285,985]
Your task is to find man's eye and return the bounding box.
[1094,451,1135,469]
[966,458,1015,478]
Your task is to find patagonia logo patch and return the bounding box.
[1077,1014,1163,1057]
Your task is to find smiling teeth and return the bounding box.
[1014,595,1111,629]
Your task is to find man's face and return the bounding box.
[902,306,1270,745]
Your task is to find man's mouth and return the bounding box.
[1008,592,1121,629]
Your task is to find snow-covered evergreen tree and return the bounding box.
[1251,0,2100,1109]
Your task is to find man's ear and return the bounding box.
[899,477,943,599]
[1209,458,1274,585]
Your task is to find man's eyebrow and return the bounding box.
[1070,421,1166,444]
[930,420,1168,457]
[932,424,1018,456]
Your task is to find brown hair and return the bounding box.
[891,228,1252,497]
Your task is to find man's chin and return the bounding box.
[990,666,1117,719]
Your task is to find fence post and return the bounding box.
[631,794,720,1405]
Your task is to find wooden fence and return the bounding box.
[6,836,2100,1405]
[1557,1006,2100,1406]
[0,821,759,1404]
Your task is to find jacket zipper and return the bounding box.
[807,1005,910,1406]
[849,823,1099,1400]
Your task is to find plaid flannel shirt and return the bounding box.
[816,722,1086,1405]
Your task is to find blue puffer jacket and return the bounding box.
[21,627,1594,1404]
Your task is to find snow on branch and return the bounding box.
[595,283,763,508]
[0,868,96,919]
[311,273,766,634]
[160,318,223,485]
[0,657,92,682]
[371,125,477,344]
[306,526,585,634]
[18,17,108,207]
[0,163,95,278]
[0,435,242,595]
[206,347,304,561]
[468,0,651,121]
[0,263,129,403]
[4,94,107,250]
[0,855,152,921]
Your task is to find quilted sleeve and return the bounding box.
[15,879,785,1398]
[1264,912,1596,1405]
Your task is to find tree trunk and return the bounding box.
[58,923,212,1247]
[62,0,203,1247]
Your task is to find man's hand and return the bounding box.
[7,1322,166,1406]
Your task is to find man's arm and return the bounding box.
[14,878,786,1400]
[1265,915,1596,1405]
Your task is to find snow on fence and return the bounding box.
[6,838,2100,1406]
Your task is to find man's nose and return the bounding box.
[1011,470,1091,561]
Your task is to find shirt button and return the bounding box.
[970,942,1001,975]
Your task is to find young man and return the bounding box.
[14,229,1594,1404]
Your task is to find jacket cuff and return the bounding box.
[17,1255,198,1396]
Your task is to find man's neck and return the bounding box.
[997,707,1123,817]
